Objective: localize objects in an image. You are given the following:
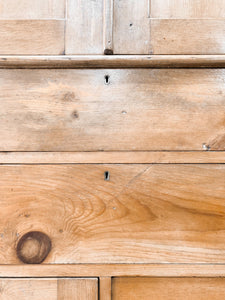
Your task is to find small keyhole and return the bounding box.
[104,75,110,85]
[104,171,110,181]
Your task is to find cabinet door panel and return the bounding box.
[112,277,225,300]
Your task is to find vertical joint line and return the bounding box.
[103,0,114,55]
[148,0,151,18]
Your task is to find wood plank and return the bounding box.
[151,19,225,54]
[1,152,225,164]
[112,277,225,300]
[113,0,151,54]
[1,69,225,151]
[151,0,225,18]
[0,0,65,19]
[2,55,225,68]
[0,20,64,55]
[100,277,111,300]
[1,264,225,278]
[66,0,103,54]
[57,278,98,300]
[0,278,97,300]
[1,164,225,264]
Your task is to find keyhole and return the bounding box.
[104,75,110,85]
[104,171,110,181]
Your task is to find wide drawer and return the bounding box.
[0,278,98,300]
[1,69,225,151]
[0,164,225,264]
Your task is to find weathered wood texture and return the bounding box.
[0,278,98,300]
[151,0,225,18]
[0,69,225,151]
[113,0,151,54]
[0,20,65,55]
[151,20,225,54]
[112,277,225,300]
[1,164,225,264]
[66,0,103,54]
[113,0,225,54]
[0,0,65,19]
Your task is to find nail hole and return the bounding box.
[104,171,110,181]
[129,23,133,27]
[104,75,110,85]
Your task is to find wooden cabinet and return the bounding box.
[0,0,225,299]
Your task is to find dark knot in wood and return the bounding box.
[16,231,52,264]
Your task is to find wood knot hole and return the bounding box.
[16,231,51,264]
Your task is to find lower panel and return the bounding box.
[112,277,225,300]
[0,278,98,300]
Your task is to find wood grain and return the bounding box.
[0,278,97,300]
[0,20,64,55]
[1,164,225,264]
[0,0,65,19]
[103,0,114,54]
[1,69,225,151]
[112,277,225,300]
[66,0,103,54]
[113,0,151,54]
[1,264,225,278]
[1,151,225,164]
[151,19,225,54]
[151,0,225,18]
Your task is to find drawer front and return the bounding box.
[1,69,225,151]
[0,278,98,300]
[0,164,225,264]
[112,277,225,300]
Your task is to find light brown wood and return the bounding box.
[1,69,225,151]
[113,0,151,54]
[1,151,225,164]
[0,164,225,264]
[1,264,225,278]
[66,0,103,54]
[1,55,225,68]
[151,19,225,54]
[112,277,225,300]
[57,278,98,300]
[151,0,225,18]
[0,278,97,300]
[0,0,65,19]
[100,277,112,300]
[0,20,64,55]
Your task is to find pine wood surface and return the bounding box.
[1,69,225,151]
[0,164,225,264]
[0,278,98,300]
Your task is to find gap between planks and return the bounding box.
[1,55,225,68]
[0,151,225,164]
